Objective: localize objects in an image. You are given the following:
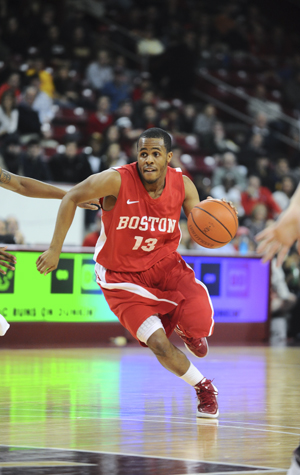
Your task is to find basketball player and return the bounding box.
[36,127,237,418]
[256,184,300,475]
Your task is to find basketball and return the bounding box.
[187,199,238,249]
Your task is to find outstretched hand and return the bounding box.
[36,248,60,275]
[0,247,16,275]
[256,213,300,266]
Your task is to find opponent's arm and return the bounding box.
[0,167,98,209]
[256,183,300,265]
[0,166,66,199]
[36,169,121,275]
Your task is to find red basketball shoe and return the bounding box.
[174,326,208,358]
[195,378,219,418]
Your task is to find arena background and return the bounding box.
[0,1,300,473]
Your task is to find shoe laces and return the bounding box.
[195,379,218,406]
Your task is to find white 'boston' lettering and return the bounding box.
[116,216,130,229]
[158,217,167,232]
[117,216,177,233]
[148,217,160,231]
[128,216,140,229]
[167,219,176,233]
[138,216,148,231]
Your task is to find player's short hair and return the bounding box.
[138,128,172,153]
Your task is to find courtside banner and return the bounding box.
[0,251,270,323]
[0,251,118,323]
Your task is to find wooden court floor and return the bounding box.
[0,345,299,474]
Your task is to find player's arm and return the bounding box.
[256,183,300,265]
[182,175,238,218]
[0,167,98,209]
[182,175,200,217]
[0,166,66,199]
[36,169,121,275]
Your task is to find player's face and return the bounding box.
[137,137,172,185]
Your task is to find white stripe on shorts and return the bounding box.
[95,262,179,307]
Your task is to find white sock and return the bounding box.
[0,314,10,336]
[180,362,204,387]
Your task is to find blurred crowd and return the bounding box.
[1,0,300,342]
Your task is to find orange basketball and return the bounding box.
[187,199,238,249]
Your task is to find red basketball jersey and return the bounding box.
[94,162,185,272]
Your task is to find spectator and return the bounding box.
[85,49,114,92]
[26,57,55,99]
[210,173,245,218]
[102,67,132,112]
[273,175,298,211]
[53,65,80,108]
[21,138,52,182]
[0,91,19,140]
[179,103,197,134]
[6,216,25,245]
[211,151,247,190]
[115,117,143,153]
[87,96,113,136]
[40,25,67,67]
[194,104,217,136]
[249,156,277,191]
[86,132,108,174]
[0,72,21,101]
[0,134,22,174]
[139,104,161,130]
[101,142,127,168]
[133,88,158,125]
[201,121,240,155]
[100,125,121,155]
[0,218,15,244]
[49,137,92,183]
[17,86,41,138]
[241,174,282,219]
[29,75,55,124]
[273,158,292,190]
[247,84,282,123]
[115,100,139,127]
[239,133,267,168]
[248,112,276,153]
[68,25,93,73]
[160,105,182,134]
[169,145,194,181]
[132,72,153,102]
[243,203,269,239]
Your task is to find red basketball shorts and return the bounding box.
[95,251,214,345]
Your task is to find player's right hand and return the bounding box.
[36,248,60,275]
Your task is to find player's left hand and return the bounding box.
[36,248,60,275]
[0,247,16,275]
[78,200,99,210]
